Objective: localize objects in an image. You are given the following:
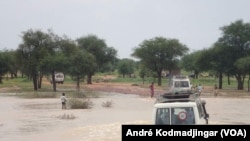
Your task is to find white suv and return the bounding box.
[168,75,192,94]
[50,72,65,84]
[153,93,209,125]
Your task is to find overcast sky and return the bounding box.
[0,0,250,59]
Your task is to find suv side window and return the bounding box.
[156,108,170,125]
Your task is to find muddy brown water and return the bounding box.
[0,92,250,141]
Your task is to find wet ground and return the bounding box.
[0,92,250,141]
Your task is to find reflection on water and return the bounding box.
[0,93,250,141]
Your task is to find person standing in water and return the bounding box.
[61,93,67,109]
[149,82,155,98]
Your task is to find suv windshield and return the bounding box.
[156,107,195,125]
[174,81,189,88]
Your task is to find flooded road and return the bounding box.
[0,93,250,141]
[204,96,250,124]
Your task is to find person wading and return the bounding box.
[149,82,155,98]
[61,93,67,109]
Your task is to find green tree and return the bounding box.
[18,29,56,90]
[117,58,135,77]
[40,37,78,91]
[218,20,250,90]
[76,34,117,84]
[2,49,19,79]
[234,56,250,91]
[138,64,151,84]
[40,52,67,91]
[132,37,188,86]
[207,42,232,89]
[68,50,97,90]
[181,50,203,79]
[0,51,9,83]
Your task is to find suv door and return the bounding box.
[196,99,209,124]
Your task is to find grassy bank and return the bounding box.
[1,74,250,94]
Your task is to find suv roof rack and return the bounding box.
[155,92,199,103]
[172,75,188,79]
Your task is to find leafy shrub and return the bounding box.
[102,100,113,108]
[68,98,94,109]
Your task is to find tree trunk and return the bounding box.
[32,71,38,91]
[76,76,80,91]
[142,75,145,84]
[237,77,244,90]
[227,74,230,85]
[87,74,92,84]
[235,74,244,90]
[38,75,43,89]
[157,71,162,86]
[248,76,250,92]
[219,72,223,89]
[51,71,57,92]
[14,70,17,78]
[11,73,14,79]
[195,70,199,79]
[28,74,31,80]
[237,80,244,90]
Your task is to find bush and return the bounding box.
[68,98,94,109]
[56,113,76,120]
[102,100,113,108]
